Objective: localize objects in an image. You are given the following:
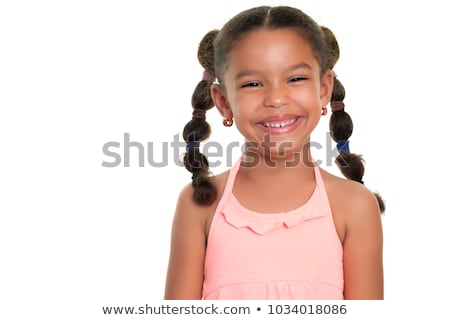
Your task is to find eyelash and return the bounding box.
[289,76,308,82]
[241,77,307,88]
[241,81,261,88]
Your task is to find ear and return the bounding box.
[320,69,334,107]
[210,84,233,119]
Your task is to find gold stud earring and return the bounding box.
[223,118,233,127]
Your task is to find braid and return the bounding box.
[322,26,386,214]
[182,30,219,206]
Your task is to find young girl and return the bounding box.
[165,5,385,300]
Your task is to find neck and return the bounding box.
[240,148,316,181]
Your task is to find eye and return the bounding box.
[289,76,308,83]
[241,81,261,88]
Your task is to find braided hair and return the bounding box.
[182,30,219,206]
[322,26,385,213]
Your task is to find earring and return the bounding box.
[223,118,233,127]
[321,107,328,116]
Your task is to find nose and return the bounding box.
[263,83,289,109]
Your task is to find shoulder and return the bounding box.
[175,169,230,214]
[320,168,382,242]
[173,170,230,236]
[320,167,381,216]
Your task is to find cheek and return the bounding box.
[227,93,252,117]
[292,92,320,110]
[230,103,246,120]
[235,97,260,121]
[295,84,322,106]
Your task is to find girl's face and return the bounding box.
[212,28,333,158]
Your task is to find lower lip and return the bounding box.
[257,117,303,135]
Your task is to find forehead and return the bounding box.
[226,28,319,74]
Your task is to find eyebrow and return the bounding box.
[234,63,312,81]
[288,63,312,72]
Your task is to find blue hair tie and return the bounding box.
[186,140,200,151]
[336,140,350,153]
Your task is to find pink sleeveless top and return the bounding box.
[202,157,344,300]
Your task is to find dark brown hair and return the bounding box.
[182,30,218,206]
[322,26,385,213]
[182,6,385,213]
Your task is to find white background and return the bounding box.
[1,0,449,318]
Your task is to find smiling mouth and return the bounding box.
[256,116,302,134]
[260,117,299,128]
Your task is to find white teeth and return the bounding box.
[263,118,296,128]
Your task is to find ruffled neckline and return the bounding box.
[220,182,328,235]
